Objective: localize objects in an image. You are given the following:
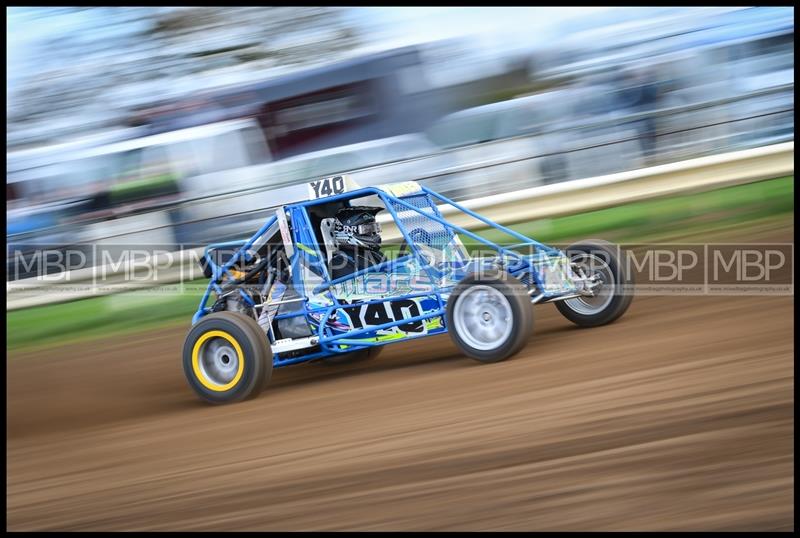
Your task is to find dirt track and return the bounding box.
[7,223,795,531]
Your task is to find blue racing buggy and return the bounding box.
[183,176,634,404]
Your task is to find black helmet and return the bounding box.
[334,206,383,251]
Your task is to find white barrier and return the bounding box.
[6,142,794,311]
[380,141,794,233]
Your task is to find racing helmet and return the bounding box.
[334,206,383,251]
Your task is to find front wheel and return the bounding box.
[555,239,634,327]
[446,271,534,363]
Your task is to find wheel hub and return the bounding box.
[200,339,240,385]
[453,285,514,351]
[565,254,615,314]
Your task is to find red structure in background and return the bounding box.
[127,47,445,161]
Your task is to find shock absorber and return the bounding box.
[257,267,277,335]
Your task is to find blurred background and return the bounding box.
[7,6,794,276]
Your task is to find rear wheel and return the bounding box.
[183,312,273,404]
[446,271,534,363]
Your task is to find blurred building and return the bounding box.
[127,41,531,162]
[531,6,793,97]
[130,46,447,160]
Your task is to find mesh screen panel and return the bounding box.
[389,194,454,254]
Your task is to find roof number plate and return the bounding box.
[308,175,346,199]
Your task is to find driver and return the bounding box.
[329,206,386,280]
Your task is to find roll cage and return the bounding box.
[193,182,576,367]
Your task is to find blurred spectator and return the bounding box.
[615,68,660,162]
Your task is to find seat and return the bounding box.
[319,218,337,264]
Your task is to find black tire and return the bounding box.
[183,311,273,404]
[446,270,534,363]
[555,239,634,327]
[317,345,383,366]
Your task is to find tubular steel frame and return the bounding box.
[193,185,571,367]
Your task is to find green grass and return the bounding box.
[464,175,794,248]
[7,281,204,352]
[7,176,793,353]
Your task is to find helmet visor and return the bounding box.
[356,222,381,235]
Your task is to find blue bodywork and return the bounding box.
[192,182,579,367]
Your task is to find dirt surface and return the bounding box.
[7,225,794,531]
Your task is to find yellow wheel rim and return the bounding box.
[191,330,245,392]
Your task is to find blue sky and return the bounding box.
[5,7,621,89]
[7,7,745,100]
[347,7,636,52]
